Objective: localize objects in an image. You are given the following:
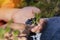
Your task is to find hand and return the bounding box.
[13,7,40,24]
[31,19,46,33]
[0,7,40,24]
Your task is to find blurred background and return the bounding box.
[0,0,60,18]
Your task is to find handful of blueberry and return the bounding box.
[26,13,40,26]
[25,18,37,25]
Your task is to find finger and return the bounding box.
[22,6,41,14]
[39,19,45,24]
[13,7,41,24]
[31,26,39,33]
[13,9,34,24]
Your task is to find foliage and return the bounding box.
[26,0,60,18]
[0,0,60,24]
[25,0,60,24]
[0,20,13,39]
[32,13,41,25]
[0,28,5,39]
[13,30,19,36]
[0,19,19,40]
[15,0,27,8]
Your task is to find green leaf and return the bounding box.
[0,28,5,38]
[5,19,13,33]
[13,30,19,36]
[7,19,13,26]
[0,28,5,34]
[5,27,11,33]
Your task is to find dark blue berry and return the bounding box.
[25,18,38,25]
[25,19,33,25]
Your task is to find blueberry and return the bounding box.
[25,17,37,25]
[25,19,33,25]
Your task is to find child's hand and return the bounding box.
[31,19,46,33]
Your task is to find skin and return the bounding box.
[0,7,40,24]
[13,6,41,24]
[0,7,44,40]
[0,7,44,33]
[0,9,20,21]
[0,23,28,40]
[31,19,46,33]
